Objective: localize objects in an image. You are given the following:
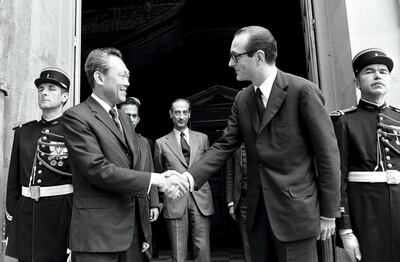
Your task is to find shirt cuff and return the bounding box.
[227,202,234,207]
[149,173,159,194]
[320,216,336,221]
[339,229,353,236]
[182,171,194,192]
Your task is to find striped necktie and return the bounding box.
[180,132,190,165]
[109,108,123,134]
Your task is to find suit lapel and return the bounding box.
[188,130,198,166]
[86,96,128,148]
[165,131,187,167]
[259,71,287,132]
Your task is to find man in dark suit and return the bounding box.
[225,144,251,262]
[154,98,214,262]
[61,47,188,262]
[183,26,341,262]
[6,67,73,262]
[119,96,161,260]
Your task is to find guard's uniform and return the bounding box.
[6,117,73,262]
[332,99,400,262]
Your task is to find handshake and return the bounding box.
[152,170,191,199]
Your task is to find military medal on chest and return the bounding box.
[28,129,72,201]
[35,130,69,175]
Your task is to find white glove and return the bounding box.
[340,230,361,262]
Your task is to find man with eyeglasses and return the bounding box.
[182,26,341,262]
[119,97,141,130]
[119,96,161,260]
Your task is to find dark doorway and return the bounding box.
[81,0,306,253]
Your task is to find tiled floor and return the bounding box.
[153,247,245,262]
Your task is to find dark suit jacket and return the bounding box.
[189,70,341,242]
[225,148,245,210]
[62,96,151,252]
[136,133,160,246]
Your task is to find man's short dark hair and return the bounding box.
[118,97,141,110]
[84,47,123,89]
[235,26,278,64]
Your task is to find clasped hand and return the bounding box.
[159,170,189,199]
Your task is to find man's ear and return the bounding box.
[353,77,360,89]
[94,71,104,85]
[61,92,69,103]
[256,50,265,63]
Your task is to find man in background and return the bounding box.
[6,67,73,262]
[154,98,214,262]
[225,144,251,262]
[119,96,161,260]
[332,48,400,262]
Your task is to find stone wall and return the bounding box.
[345,0,400,106]
[0,0,77,258]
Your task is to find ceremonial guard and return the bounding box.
[6,67,73,262]
[332,48,400,262]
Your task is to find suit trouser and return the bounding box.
[236,190,252,262]
[166,194,211,262]
[248,192,317,262]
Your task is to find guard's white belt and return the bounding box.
[21,184,73,198]
[348,171,400,184]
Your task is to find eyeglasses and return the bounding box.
[126,113,139,119]
[230,52,249,63]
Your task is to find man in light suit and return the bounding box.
[225,144,251,262]
[61,47,188,262]
[154,98,214,262]
[183,26,341,262]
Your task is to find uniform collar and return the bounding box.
[41,115,62,125]
[358,99,387,111]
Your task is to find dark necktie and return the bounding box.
[109,108,123,134]
[180,132,190,165]
[256,88,266,119]
[240,144,247,190]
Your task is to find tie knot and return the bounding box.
[256,88,262,97]
[180,132,185,137]
[109,108,118,118]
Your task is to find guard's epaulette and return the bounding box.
[12,120,37,130]
[389,105,400,113]
[330,106,357,117]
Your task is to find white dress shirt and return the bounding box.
[253,66,278,107]
[174,128,190,146]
